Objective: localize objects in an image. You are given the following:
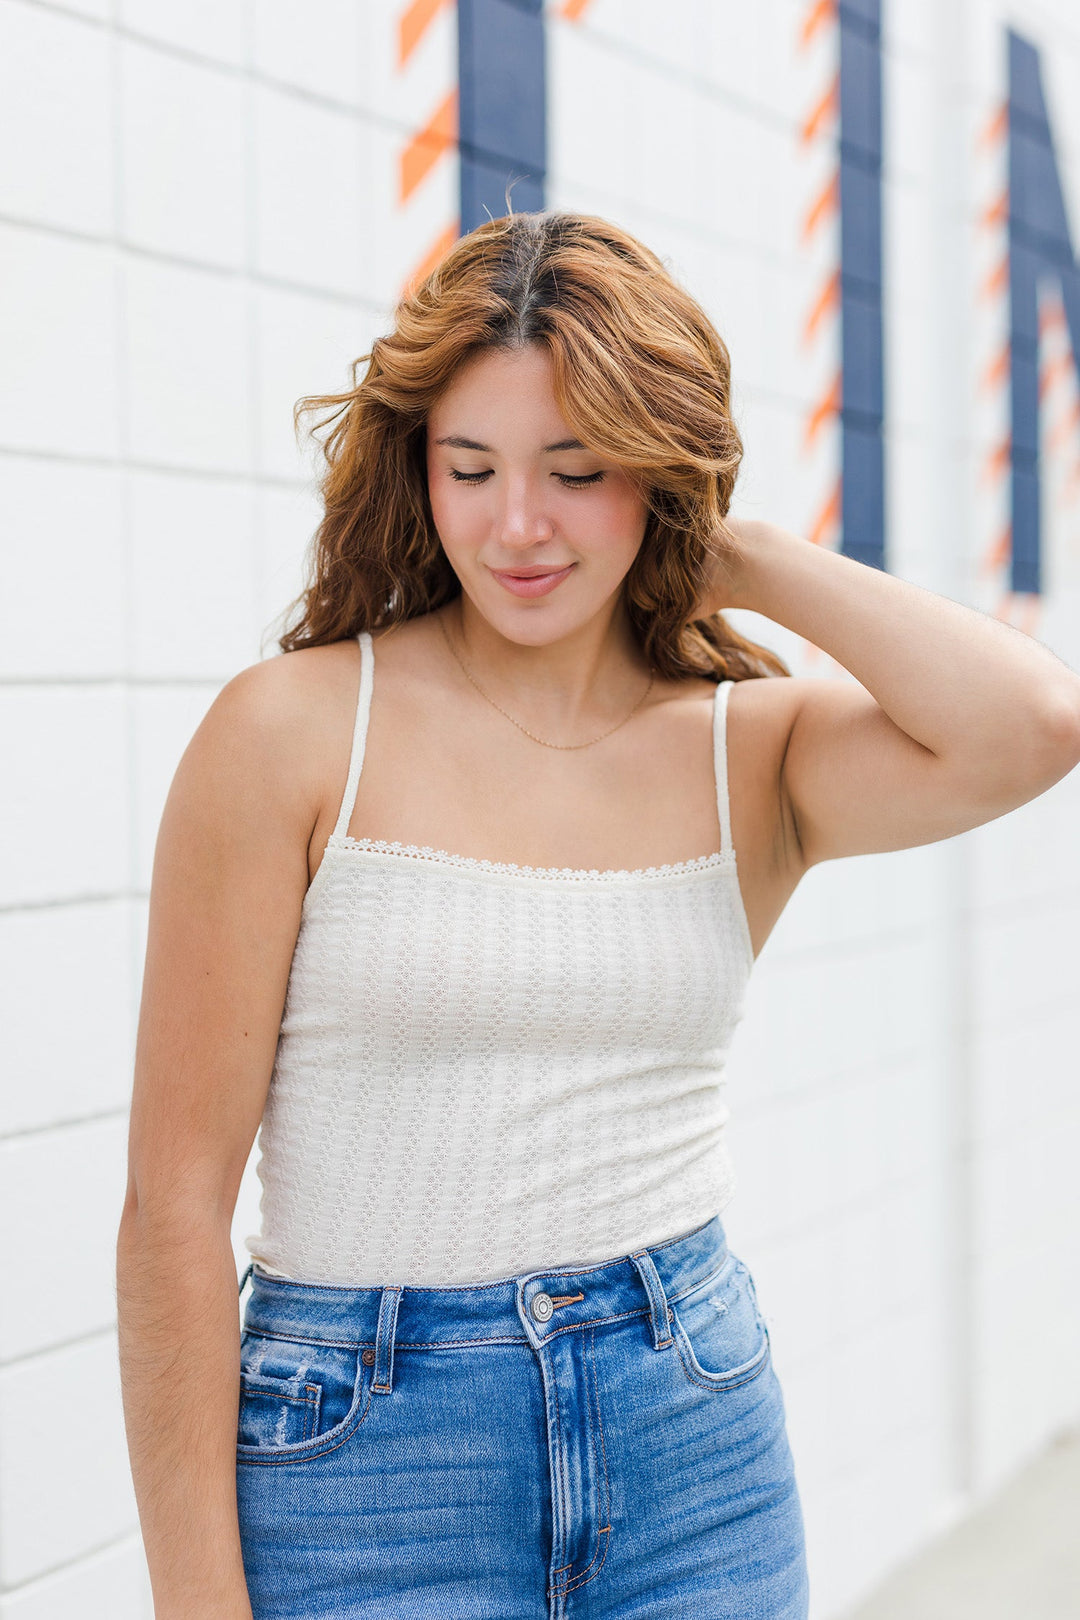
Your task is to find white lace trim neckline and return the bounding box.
[335,833,735,884]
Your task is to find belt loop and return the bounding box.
[238,1261,253,1299]
[372,1286,402,1394]
[630,1249,674,1350]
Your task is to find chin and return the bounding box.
[466,585,600,646]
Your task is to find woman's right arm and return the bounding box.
[115,652,330,1619]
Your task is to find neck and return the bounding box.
[445,592,651,731]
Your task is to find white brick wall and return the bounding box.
[0,1,1077,1616]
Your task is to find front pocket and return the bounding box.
[236,1330,374,1466]
[669,1254,771,1391]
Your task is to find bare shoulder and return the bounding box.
[723,668,805,772]
[171,638,365,847]
[725,669,861,762]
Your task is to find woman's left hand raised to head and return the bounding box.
[697,516,1080,869]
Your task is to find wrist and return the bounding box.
[710,517,789,613]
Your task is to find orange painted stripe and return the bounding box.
[980,342,1010,391]
[1049,398,1080,451]
[803,268,840,344]
[401,219,460,300]
[400,89,458,203]
[558,0,594,18]
[1039,352,1072,399]
[1019,594,1041,634]
[398,0,452,68]
[979,190,1008,229]
[978,102,1008,149]
[801,73,839,145]
[980,526,1011,575]
[808,478,841,546]
[801,171,839,244]
[800,0,837,49]
[978,257,1008,301]
[982,436,1011,484]
[1039,298,1066,335]
[804,371,841,449]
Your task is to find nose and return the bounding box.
[497,472,556,550]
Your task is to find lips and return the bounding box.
[489,563,577,599]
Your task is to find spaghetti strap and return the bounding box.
[711,679,736,858]
[331,631,375,841]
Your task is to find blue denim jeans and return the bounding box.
[235,1213,808,1617]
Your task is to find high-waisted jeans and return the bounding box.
[235,1213,809,1618]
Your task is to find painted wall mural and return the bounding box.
[393,2,1079,616]
[1005,30,1080,598]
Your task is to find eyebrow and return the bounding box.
[433,435,587,454]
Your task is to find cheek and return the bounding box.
[585,492,648,569]
[428,485,484,558]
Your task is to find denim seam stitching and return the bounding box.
[371,1286,401,1395]
[631,1250,675,1349]
[555,1325,613,1595]
[242,1326,534,1350]
[549,1347,570,1581]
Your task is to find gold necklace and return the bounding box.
[438,610,655,751]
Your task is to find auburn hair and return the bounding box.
[277,208,789,684]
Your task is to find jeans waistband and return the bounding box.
[239,1214,729,1358]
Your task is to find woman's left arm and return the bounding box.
[706,519,1080,868]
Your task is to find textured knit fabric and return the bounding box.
[244,630,756,1287]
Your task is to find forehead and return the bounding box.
[429,344,566,429]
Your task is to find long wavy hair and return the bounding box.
[278,209,788,684]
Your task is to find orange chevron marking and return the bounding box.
[1019,593,1041,633]
[804,372,842,449]
[982,436,1011,484]
[979,190,1008,229]
[800,0,837,49]
[980,342,1010,391]
[1039,352,1072,399]
[808,479,841,546]
[398,0,452,68]
[401,219,460,300]
[1049,399,1080,451]
[993,591,1038,625]
[803,268,840,345]
[1039,298,1066,335]
[978,257,1008,301]
[400,89,458,203]
[558,0,595,18]
[978,102,1008,149]
[980,526,1011,575]
[801,73,839,145]
[992,590,1036,624]
[802,171,839,244]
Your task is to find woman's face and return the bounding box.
[425,343,649,645]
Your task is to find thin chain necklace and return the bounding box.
[438,610,655,751]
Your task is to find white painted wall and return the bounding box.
[1,2,1077,1616]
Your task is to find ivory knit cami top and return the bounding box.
[244,629,756,1287]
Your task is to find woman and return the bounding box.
[116,211,1080,1619]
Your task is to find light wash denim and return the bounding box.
[235,1213,808,1617]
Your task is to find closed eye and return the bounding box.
[447,469,606,487]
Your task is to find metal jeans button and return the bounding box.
[362,1348,376,1365]
[530,1291,554,1323]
